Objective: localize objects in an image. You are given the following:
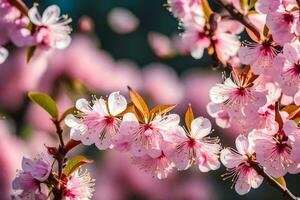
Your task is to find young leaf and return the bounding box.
[201,0,213,22]
[283,105,300,120]
[274,177,286,188]
[128,86,149,121]
[185,104,194,132]
[26,46,36,63]
[63,155,93,176]
[28,92,59,118]
[150,104,177,117]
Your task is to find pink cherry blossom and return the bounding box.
[119,112,180,156]
[65,92,127,149]
[64,169,95,200]
[294,90,300,105]
[107,7,139,34]
[132,148,174,179]
[272,42,300,96]
[255,0,280,14]
[266,6,298,45]
[147,32,176,58]
[12,155,51,196]
[238,40,279,74]
[209,76,266,118]
[220,135,263,195]
[28,4,72,49]
[249,122,300,177]
[164,117,221,172]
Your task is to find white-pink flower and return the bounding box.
[65,92,127,150]
[272,42,300,96]
[12,155,51,195]
[132,148,174,179]
[238,40,279,74]
[209,77,266,118]
[255,0,280,14]
[266,6,298,45]
[164,117,221,172]
[118,112,180,156]
[249,120,300,177]
[220,135,263,195]
[64,169,95,200]
[28,4,72,49]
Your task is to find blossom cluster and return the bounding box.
[0,0,71,64]
[168,0,300,196]
[65,90,221,178]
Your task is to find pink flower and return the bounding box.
[255,0,280,14]
[294,90,300,105]
[272,42,300,96]
[132,148,174,179]
[28,4,72,49]
[12,155,51,194]
[107,7,139,34]
[65,92,127,149]
[238,40,279,74]
[266,6,298,45]
[220,135,263,195]
[119,112,180,156]
[249,120,300,177]
[64,169,95,200]
[164,117,221,172]
[148,32,176,58]
[0,46,8,64]
[209,76,266,118]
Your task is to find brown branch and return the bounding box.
[251,163,299,200]
[8,0,28,16]
[213,0,261,41]
[296,0,300,17]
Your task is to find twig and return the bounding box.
[213,0,261,41]
[251,163,299,200]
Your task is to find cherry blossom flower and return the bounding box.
[249,120,300,177]
[0,46,8,64]
[147,32,176,58]
[107,7,139,34]
[12,155,51,196]
[65,92,127,150]
[272,42,300,96]
[209,74,266,118]
[118,112,180,156]
[266,6,298,45]
[220,135,263,195]
[255,0,280,14]
[238,40,279,75]
[28,4,72,49]
[164,116,221,172]
[132,148,174,179]
[64,169,95,200]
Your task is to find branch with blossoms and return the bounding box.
[3,0,300,199]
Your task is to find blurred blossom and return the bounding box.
[148,32,176,58]
[143,63,183,104]
[94,151,217,200]
[0,120,28,200]
[78,15,95,33]
[107,7,139,34]
[0,49,49,110]
[0,46,9,64]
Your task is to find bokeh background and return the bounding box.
[0,0,299,200]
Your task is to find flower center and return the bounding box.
[283,13,294,24]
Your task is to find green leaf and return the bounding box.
[26,46,36,63]
[249,0,257,9]
[63,155,93,176]
[28,92,58,118]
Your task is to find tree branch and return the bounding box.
[251,163,299,200]
[213,0,261,41]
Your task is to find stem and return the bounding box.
[8,0,28,16]
[213,0,261,41]
[251,163,299,200]
[52,119,66,200]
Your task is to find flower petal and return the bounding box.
[0,46,9,64]
[190,117,212,139]
[108,91,127,116]
[28,5,43,26]
[75,98,92,113]
[42,5,60,25]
